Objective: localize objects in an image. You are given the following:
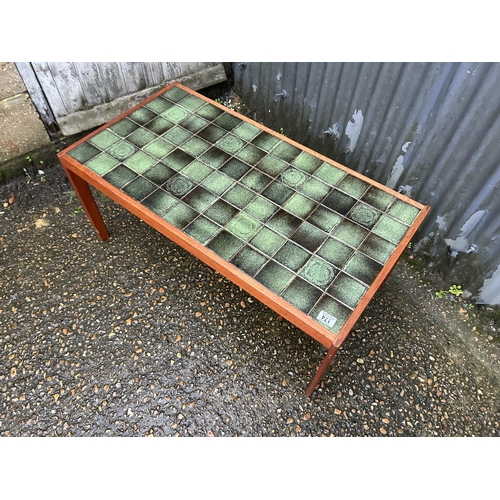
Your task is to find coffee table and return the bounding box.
[58,82,430,397]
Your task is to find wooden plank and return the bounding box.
[30,62,69,117]
[73,62,109,106]
[47,62,86,115]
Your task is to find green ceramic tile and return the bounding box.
[144,116,174,135]
[331,219,369,248]
[122,176,157,201]
[280,168,308,189]
[257,155,289,178]
[361,186,395,212]
[196,103,224,121]
[181,136,211,157]
[250,227,286,256]
[349,202,381,229]
[230,246,268,277]
[307,206,342,233]
[216,134,245,154]
[317,237,354,268]
[88,129,121,150]
[183,186,217,212]
[163,86,190,102]
[262,181,294,205]
[314,162,345,186]
[165,174,195,198]
[323,189,357,215]
[266,210,302,237]
[107,141,137,161]
[244,196,278,222]
[283,193,317,219]
[235,144,266,165]
[214,113,242,132]
[291,221,328,253]
[123,151,157,174]
[240,170,272,192]
[255,261,294,295]
[226,212,262,241]
[203,199,238,226]
[359,233,397,265]
[142,189,177,215]
[201,171,233,195]
[220,158,251,180]
[179,115,208,134]
[299,177,331,202]
[68,142,100,163]
[291,151,324,174]
[310,296,351,334]
[327,273,367,310]
[162,126,191,146]
[110,118,139,137]
[198,124,227,143]
[86,153,120,175]
[162,149,195,171]
[251,132,281,152]
[299,256,336,290]
[271,141,301,162]
[207,230,244,260]
[273,241,311,272]
[161,106,189,124]
[222,184,255,209]
[387,199,420,225]
[180,160,213,183]
[179,94,205,111]
[103,165,137,189]
[281,277,322,314]
[126,127,156,148]
[143,162,177,185]
[344,252,382,286]
[199,147,231,169]
[372,214,408,245]
[337,174,369,198]
[142,137,174,159]
[128,107,156,125]
[232,121,261,141]
[145,97,173,114]
[185,216,220,245]
[163,201,198,229]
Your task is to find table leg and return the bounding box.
[305,344,340,397]
[63,167,110,241]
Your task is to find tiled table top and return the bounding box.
[60,82,429,359]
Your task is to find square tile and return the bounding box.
[181,136,211,157]
[199,147,231,169]
[122,176,157,201]
[372,214,409,245]
[164,174,195,198]
[281,277,322,314]
[299,177,331,202]
[220,158,251,180]
[142,137,174,159]
[183,186,217,212]
[306,205,342,233]
[344,252,383,286]
[145,97,174,114]
[387,199,420,225]
[244,196,278,222]
[299,256,336,290]
[179,94,205,111]
[226,212,262,241]
[337,174,370,198]
[126,127,156,148]
[179,115,209,134]
[196,103,224,121]
[271,141,301,162]
[323,189,357,215]
[317,237,354,268]
[162,126,191,147]
[109,118,139,137]
[348,201,381,229]
[162,149,195,171]
[201,171,234,195]
[261,181,294,205]
[266,209,302,237]
[142,188,177,216]
[232,121,261,141]
[250,227,286,256]
[86,153,120,175]
[327,272,368,309]
[185,216,220,245]
[222,184,255,209]
[240,170,273,192]
[283,193,317,219]
[123,151,157,174]
[88,129,121,150]
[214,113,242,132]
[257,155,289,178]
[163,86,190,102]
[280,167,309,189]
[291,151,324,174]
[203,199,238,226]
[251,132,281,152]
[255,261,294,295]
[291,221,329,253]
[314,162,345,187]
[103,165,137,189]
[144,116,174,135]
[361,186,395,212]
[163,201,198,229]
[331,219,369,248]
[161,105,190,124]
[143,162,177,186]
[107,141,137,161]
[359,233,397,265]
[216,134,245,155]
[235,144,266,165]
[68,142,100,163]
[198,124,227,143]
[180,160,213,183]
[310,296,352,334]
[230,246,268,277]
[273,241,311,272]
[128,107,156,125]
[207,230,244,260]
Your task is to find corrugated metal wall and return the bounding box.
[233,62,500,304]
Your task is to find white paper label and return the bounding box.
[317,310,337,328]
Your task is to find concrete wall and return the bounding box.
[0,62,51,164]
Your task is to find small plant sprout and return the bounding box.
[435,290,447,299]
[449,285,463,297]
[23,167,32,184]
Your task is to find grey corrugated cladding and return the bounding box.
[233,62,500,305]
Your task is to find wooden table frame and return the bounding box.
[58,82,430,397]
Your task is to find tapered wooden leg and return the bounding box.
[63,166,110,241]
[305,344,340,397]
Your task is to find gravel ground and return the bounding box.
[1,90,499,437]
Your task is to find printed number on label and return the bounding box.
[317,310,337,328]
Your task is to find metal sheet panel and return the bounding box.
[233,62,500,304]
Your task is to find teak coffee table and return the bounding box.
[58,82,430,397]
